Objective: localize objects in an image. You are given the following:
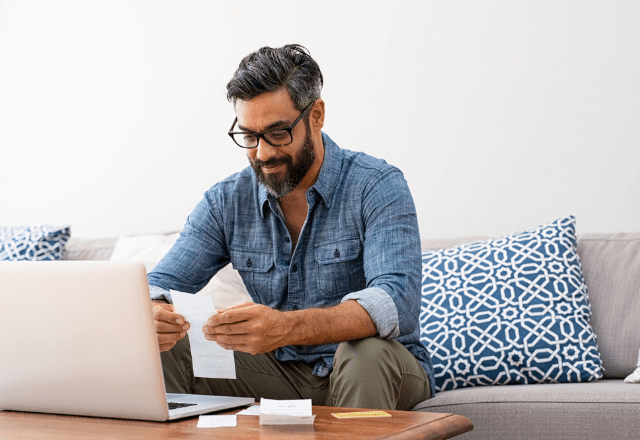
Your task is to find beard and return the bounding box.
[249,121,316,199]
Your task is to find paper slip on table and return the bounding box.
[0,406,473,439]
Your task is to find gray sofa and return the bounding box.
[65,231,640,439]
[414,232,640,439]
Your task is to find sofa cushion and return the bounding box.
[577,232,640,379]
[413,380,640,440]
[64,237,118,260]
[109,232,181,272]
[0,225,70,261]
[420,216,603,392]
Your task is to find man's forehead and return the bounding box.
[235,89,298,130]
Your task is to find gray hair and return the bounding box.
[226,44,323,111]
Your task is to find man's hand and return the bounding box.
[202,303,291,355]
[152,301,190,352]
[201,300,377,355]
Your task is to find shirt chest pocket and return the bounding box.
[314,238,366,297]
[230,248,276,305]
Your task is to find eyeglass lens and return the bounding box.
[231,129,293,148]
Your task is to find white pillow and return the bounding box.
[196,263,253,309]
[109,233,252,309]
[110,233,180,272]
[624,348,640,384]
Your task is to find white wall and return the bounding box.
[1,1,638,239]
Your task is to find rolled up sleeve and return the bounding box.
[341,287,400,338]
[149,285,172,303]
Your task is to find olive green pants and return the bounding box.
[161,336,430,410]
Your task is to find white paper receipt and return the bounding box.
[197,415,237,428]
[259,398,315,425]
[170,290,236,379]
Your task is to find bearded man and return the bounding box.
[148,44,434,410]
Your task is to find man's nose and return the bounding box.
[255,137,278,162]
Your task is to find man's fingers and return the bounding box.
[219,302,256,313]
[159,342,177,352]
[206,305,255,326]
[206,311,236,327]
[156,321,189,334]
[215,340,242,351]
[155,309,184,324]
[153,303,185,325]
[157,331,185,343]
[200,304,279,355]
[211,335,259,355]
[202,321,249,337]
[152,302,189,352]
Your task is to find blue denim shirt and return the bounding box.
[148,132,435,395]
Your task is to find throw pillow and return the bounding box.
[110,233,181,272]
[420,215,603,392]
[0,225,71,261]
[624,348,640,384]
[109,233,252,309]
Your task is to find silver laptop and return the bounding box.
[0,261,254,421]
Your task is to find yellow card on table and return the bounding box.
[332,411,391,419]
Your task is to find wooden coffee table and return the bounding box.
[0,406,473,439]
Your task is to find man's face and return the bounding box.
[235,89,317,198]
[248,120,316,198]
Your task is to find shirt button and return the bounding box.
[292,264,298,273]
[334,249,340,258]
[246,258,252,267]
[285,237,291,243]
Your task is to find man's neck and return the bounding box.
[279,191,308,251]
[279,135,324,248]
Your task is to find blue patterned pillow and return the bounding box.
[0,225,71,261]
[420,216,602,392]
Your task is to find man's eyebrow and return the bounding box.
[237,119,291,132]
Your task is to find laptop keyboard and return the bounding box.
[168,402,198,410]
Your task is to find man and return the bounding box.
[148,44,434,410]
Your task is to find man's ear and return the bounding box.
[309,99,325,131]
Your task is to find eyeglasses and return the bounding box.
[228,100,315,149]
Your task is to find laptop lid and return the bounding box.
[0,261,253,421]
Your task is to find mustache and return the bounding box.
[252,157,291,168]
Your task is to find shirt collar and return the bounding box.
[258,183,271,220]
[257,131,341,218]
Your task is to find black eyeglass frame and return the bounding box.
[228,100,315,149]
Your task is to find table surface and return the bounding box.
[0,406,473,440]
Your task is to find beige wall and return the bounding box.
[1,1,638,238]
